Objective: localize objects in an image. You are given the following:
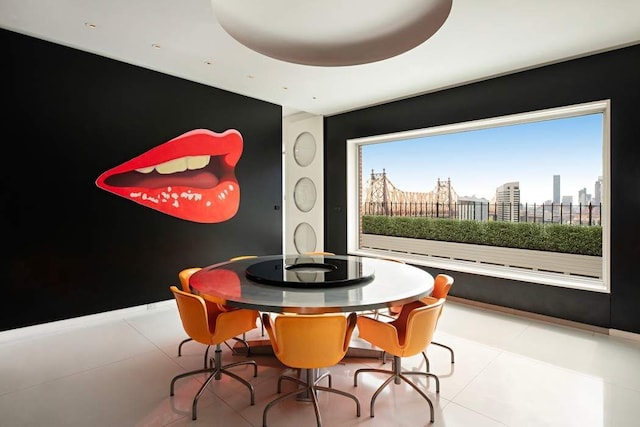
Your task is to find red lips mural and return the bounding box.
[96,129,243,223]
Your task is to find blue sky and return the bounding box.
[361,113,603,204]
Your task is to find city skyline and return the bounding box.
[361,113,603,204]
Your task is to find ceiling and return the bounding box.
[2,0,640,117]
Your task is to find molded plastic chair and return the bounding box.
[380,273,455,369]
[354,298,445,423]
[176,267,202,358]
[428,273,455,364]
[179,265,253,359]
[261,312,361,427]
[169,285,259,420]
[178,267,202,292]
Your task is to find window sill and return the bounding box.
[351,244,608,294]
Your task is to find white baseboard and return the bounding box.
[609,328,640,342]
[0,299,175,345]
[3,298,639,344]
[449,296,640,341]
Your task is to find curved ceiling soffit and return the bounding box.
[211,0,453,66]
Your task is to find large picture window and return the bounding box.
[346,100,610,292]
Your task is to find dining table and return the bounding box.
[188,253,435,400]
[188,253,434,315]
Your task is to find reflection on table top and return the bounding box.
[189,254,434,314]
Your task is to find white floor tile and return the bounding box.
[1,301,637,426]
[453,351,636,427]
[0,319,158,395]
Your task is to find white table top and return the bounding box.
[189,254,434,314]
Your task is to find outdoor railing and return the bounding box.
[362,201,602,226]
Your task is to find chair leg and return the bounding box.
[277,374,308,393]
[203,344,211,368]
[421,351,431,372]
[432,341,455,363]
[265,370,319,427]
[178,338,213,369]
[382,350,430,372]
[277,369,330,399]
[354,355,436,423]
[315,370,331,388]
[212,344,257,401]
[231,336,250,355]
[170,343,257,420]
[402,370,440,393]
[264,369,360,427]
[263,386,315,427]
[177,337,192,356]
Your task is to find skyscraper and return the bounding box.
[458,196,489,221]
[553,175,560,204]
[594,176,603,205]
[495,182,520,222]
[579,188,591,205]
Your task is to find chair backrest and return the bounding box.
[263,312,357,369]
[170,285,259,345]
[170,285,212,343]
[303,251,335,256]
[417,274,453,322]
[431,273,454,299]
[178,267,202,292]
[392,298,445,356]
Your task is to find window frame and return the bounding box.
[346,100,611,293]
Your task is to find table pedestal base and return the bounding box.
[232,336,384,359]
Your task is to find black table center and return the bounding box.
[245,255,375,288]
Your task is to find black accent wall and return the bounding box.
[325,44,640,334]
[2,29,283,331]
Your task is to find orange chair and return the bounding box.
[429,273,455,364]
[261,312,361,427]
[380,273,455,370]
[303,251,336,256]
[180,265,255,359]
[169,285,259,420]
[178,267,202,291]
[354,298,444,422]
[176,267,202,358]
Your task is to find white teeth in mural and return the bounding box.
[186,155,210,170]
[135,155,211,174]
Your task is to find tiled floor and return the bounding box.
[2,300,640,427]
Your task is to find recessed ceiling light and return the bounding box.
[152,44,161,49]
[84,22,97,29]
[246,74,254,79]
[204,61,213,65]
[211,0,452,66]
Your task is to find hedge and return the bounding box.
[361,215,602,256]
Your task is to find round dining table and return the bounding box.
[189,253,434,314]
[189,254,435,401]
